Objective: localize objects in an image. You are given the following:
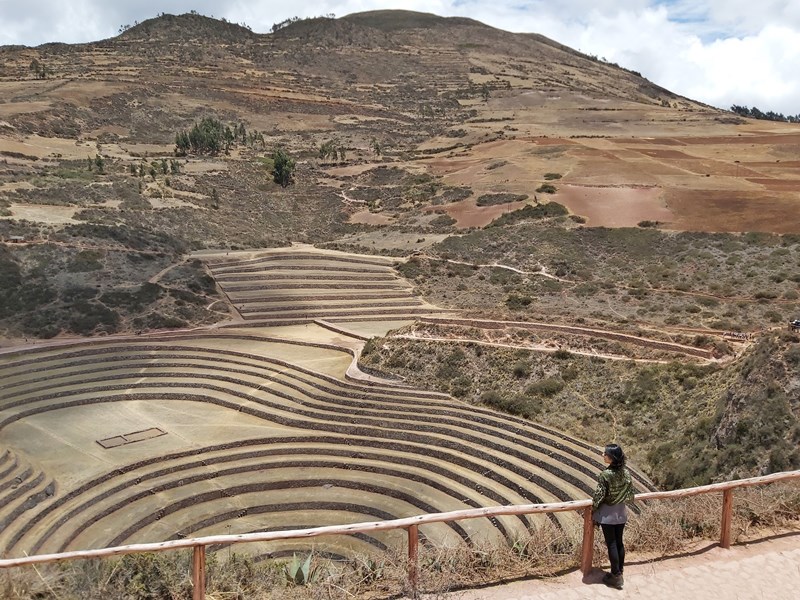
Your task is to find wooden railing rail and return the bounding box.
[1,470,797,599]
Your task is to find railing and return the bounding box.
[1,470,798,599]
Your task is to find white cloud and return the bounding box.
[0,1,798,115]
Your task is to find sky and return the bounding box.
[1,1,798,115]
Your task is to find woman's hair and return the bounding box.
[604,444,626,469]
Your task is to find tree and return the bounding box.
[318,140,337,161]
[94,154,104,174]
[29,59,48,79]
[271,148,296,187]
[175,131,190,155]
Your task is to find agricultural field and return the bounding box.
[205,246,452,325]
[0,327,654,559]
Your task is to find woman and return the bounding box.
[592,443,635,590]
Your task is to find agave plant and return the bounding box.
[284,553,320,585]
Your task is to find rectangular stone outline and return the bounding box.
[97,427,167,449]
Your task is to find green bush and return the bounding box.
[271,148,296,187]
[536,183,557,194]
[526,377,564,397]
[450,376,472,397]
[506,294,532,310]
[512,361,531,378]
[487,202,568,226]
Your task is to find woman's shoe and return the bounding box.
[602,572,624,589]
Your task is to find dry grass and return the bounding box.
[1,482,797,599]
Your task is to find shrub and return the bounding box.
[536,183,557,194]
[487,202,568,226]
[543,173,562,180]
[526,377,564,397]
[786,344,800,367]
[450,376,472,397]
[430,214,456,228]
[512,361,531,378]
[506,294,532,310]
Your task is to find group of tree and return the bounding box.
[86,154,104,173]
[29,59,50,79]
[730,105,800,123]
[175,118,265,156]
[271,13,335,33]
[128,159,181,179]
[174,116,295,187]
[318,139,347,162]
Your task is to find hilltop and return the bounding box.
[116,12,257,43]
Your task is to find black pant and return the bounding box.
[600,523,626,575]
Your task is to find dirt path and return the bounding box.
[422,533,800,600]
[393,333,672,364]
[416,254,568,282]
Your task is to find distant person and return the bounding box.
[592,443,635,590]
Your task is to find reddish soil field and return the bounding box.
[676,133,800,145]
[666,189,800,233]
[424,199,528,228]
[557,185,671,227]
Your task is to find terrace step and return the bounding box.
[10,437,530,554]
[0,465,56,549]
[222,282,412,292]
[240,307,448,321]
[238,300,425,313]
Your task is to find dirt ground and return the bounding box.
[430,533,800,600]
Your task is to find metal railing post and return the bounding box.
[581,507,594,575]
[192,544,206,600]
[720,488,734,548]
[407,525,419,598]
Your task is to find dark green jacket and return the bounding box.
[592,466,635,510]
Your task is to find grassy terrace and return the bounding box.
[0,332,654,561]
[206,249,451,323]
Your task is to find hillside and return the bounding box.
[0,10,798,573]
